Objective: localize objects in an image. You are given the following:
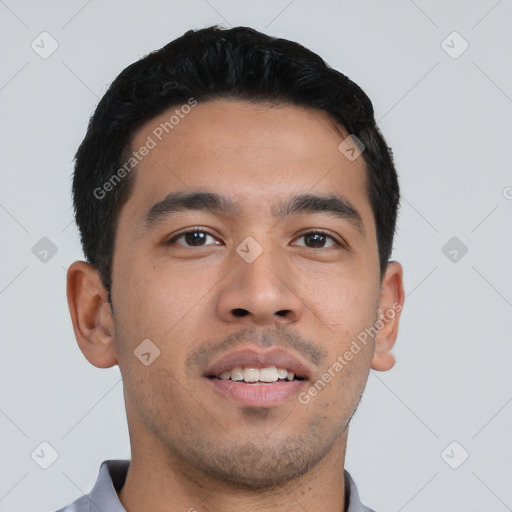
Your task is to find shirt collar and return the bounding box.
[86,459,129,512]
[85,460,375,512]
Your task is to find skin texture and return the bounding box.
[67,99,404,512]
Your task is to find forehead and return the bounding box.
[120,99,373,232]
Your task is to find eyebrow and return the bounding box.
[272,193,365,234]
[138,191,365,235]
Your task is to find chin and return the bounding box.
[184,434,334,490]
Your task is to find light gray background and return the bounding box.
[1,1,511,511]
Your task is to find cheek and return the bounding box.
[301,331,374,421]
[116,258,213,336]
[122,363,211,443]
[321,355,372,420]
[300,267,378,400]
[302,265,380,336]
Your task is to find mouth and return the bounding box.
[208,366,305,383]
[204,348,311,407]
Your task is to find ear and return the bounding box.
[371,261,404,372]
[66,261,118,368]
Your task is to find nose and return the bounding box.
[216,244,304,326]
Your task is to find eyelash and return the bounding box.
[166,229,343,249]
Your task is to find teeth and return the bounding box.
[259,366,278,382]
[243,368,259,382]
[216,366,297,382]
[231,367,244,381]
[276,367,288,379]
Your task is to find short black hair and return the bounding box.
[72,25,399,305]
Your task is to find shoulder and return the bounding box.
[53,493,94,512]
[345,470,378,512]
[53,459,130,512]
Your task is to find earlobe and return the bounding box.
[371,261,404,372]
[66,261,118,368]
[371,349,396,371]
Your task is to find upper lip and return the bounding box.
[204,348,313,380]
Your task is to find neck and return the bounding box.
[118,430,349,512]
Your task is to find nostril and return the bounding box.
[232,308,249,317]
[275,310,289,317]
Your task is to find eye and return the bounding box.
[167,229,221,247]
[293,231,341,249]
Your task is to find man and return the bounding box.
[60,25,404,512]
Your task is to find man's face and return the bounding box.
[110,100,383,487]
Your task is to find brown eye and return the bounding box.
[168,230,219,247]
[294,231,339,249]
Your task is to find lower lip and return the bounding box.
[207,378,307,407]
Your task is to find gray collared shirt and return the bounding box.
[55,460,376,512]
